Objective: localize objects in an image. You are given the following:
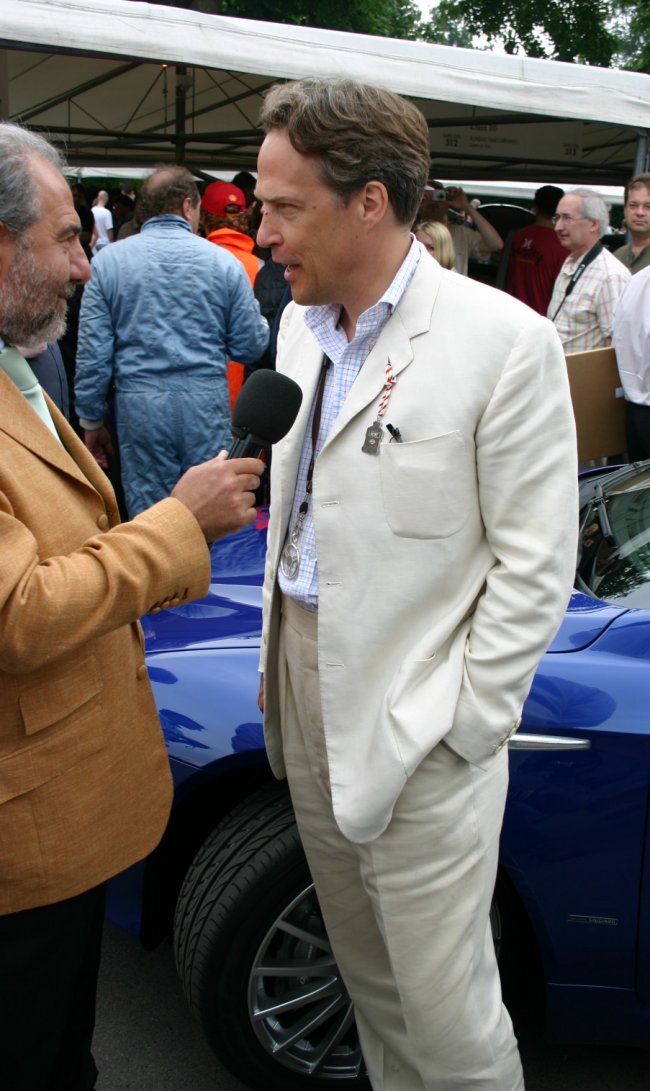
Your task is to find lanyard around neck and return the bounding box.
[303,355,331,509]
[279,355,331,581]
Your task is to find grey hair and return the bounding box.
[568,188,610,236]
[0,123,66,238]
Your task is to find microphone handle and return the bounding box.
[227,433,268,459]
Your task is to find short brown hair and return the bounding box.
[625,173,650,203]
[138,166,199,222]
[259,78,430,226]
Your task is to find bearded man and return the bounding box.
[0,122,262,1091]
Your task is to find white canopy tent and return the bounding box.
[1,0,648,184]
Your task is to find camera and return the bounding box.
[425,186,455,201]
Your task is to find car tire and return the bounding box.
[173,783,370,1091]
[491,872,543,1034]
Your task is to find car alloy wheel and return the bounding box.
[174,784,369,1091]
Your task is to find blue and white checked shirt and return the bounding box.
[279,237,421,610]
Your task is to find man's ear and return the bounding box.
[360,180,390,228]
[180,196,196,224]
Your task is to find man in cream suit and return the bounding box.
[0,124,262,1091]
[256,79,578,1090]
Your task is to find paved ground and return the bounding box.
[94,922,650,1091]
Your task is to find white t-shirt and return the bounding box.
[448,223,486,276]
[92,206,113,253]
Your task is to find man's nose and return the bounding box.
[71,238,91,284]
[256,210,280,249]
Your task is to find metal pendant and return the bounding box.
[280,540,300,580]
[362,419,383,455]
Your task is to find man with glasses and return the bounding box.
[548,187,630,352]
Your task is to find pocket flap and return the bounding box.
[19,654,103,735]
[0,656,105,805]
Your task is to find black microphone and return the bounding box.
[228,369,303,458]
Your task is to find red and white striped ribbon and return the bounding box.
[377,358,396,419]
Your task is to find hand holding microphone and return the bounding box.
[172,370,303,542]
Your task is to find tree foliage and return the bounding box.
[612,0,650,72]
[423,0,650,71]
[155,0,424,39]
[423,0,619,65]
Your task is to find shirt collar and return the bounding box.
[563,243,602,272]
[141,215,192,234]
[305,235,421,345]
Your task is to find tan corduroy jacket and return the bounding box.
[0,371,210,914]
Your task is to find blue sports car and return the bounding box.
[107,462,650,1091]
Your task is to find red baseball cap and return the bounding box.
[201,181,245,217]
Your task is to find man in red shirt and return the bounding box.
[505,185,566,314]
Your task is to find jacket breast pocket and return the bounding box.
[379,431,472,539]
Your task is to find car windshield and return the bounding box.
[577,465,650,608]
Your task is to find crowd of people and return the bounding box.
[56,164,650,502]
[413,174,650,464]
[1,76,648,1091]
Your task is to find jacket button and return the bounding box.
[137,664,148,680]
[96,513,109,529]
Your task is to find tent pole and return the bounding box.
[633,129,650,175]
[175,65,188,164]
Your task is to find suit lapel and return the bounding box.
[46,394,117,504]
[271,256,443,524]
[323,255,442,447]
[0,370,115,506]
[273,310,325,534]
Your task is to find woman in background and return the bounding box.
[415,220,456,270]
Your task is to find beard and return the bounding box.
[0,237,74,348]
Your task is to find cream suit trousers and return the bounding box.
[278,596,525,1091]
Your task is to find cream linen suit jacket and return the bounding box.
[260,253,579,844]
[0,370,210,914]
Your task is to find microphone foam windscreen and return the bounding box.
[232,370,303,444]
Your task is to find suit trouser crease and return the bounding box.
[278,596,525,1091]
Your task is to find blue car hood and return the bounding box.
[142,516,267,655]
[547,591,628,653]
